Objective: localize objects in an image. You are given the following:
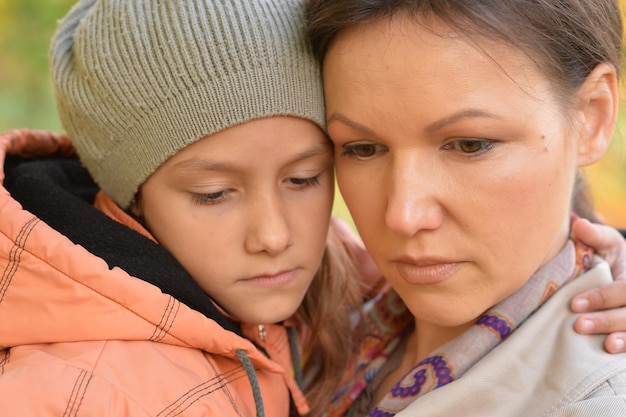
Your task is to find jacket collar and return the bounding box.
[3,130,242,337]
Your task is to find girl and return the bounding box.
[0,1,362,415]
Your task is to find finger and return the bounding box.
[571,218,607,249]
[573,308,626,335]
[571,280,626,312]
[571,218,622,264]
[574,313,626,352]
[604,333,626,353]
[572,218,626,281]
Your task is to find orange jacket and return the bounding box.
[0,130,309,416]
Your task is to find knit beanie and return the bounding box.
[50,0,326,208]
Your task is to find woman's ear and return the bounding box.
[576,62,619,167]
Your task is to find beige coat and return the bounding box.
[397,257,626,417]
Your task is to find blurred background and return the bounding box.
[1,0,626,228]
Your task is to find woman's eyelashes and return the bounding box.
[341,143,388,160]
[443,138,497,156]
[339,138,497,160]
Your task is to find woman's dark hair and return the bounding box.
[305,0,623,223]
[306,0,622,98]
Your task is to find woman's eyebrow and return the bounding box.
[424,109,502,134]
[328,109,502,136]
[327,113,376,136]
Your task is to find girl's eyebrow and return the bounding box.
[171,159,233,173]
[288,143,333,164]
[171,143,332,173]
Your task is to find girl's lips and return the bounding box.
[242,269,298,287]
[395,260,463,285]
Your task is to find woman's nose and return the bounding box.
[384,158,444,237]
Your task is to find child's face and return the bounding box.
[135,116,334,324]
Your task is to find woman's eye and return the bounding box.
[447,139,496,155]
[191,190,229,205]
[341,143,387,159]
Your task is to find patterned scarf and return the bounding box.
[326,239,593,417]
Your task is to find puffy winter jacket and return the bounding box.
[0,129,312,416]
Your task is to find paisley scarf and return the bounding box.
[326,239,593,417]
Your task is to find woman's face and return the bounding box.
[135,116,334,324]
[323,15,582,328]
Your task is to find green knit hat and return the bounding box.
[50,0,326,208]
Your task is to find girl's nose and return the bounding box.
[244,193,293,255]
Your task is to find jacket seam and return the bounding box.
[206,353,245,417]
[0,223,196,348]
[150,296,181,342]
[56,341,152,416]
[157,364,249,417]
[0,217,39,304]
[62,369,93,417]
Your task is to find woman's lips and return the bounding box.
[394,259,463,285]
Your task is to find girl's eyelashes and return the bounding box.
[287,175,321,188]
[191,190,230,205]
[189,174,322,206]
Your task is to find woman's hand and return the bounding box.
[570,218,626,353]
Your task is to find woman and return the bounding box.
[306,0,626,415]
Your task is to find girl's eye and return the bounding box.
[191,190,229,205]
[446,139,496,155]
[341,143,387,160]
[288,175,321,188]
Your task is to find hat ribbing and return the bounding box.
[50,0,325,208]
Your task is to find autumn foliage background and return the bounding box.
[1,0,625,228]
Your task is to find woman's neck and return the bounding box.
[372,318,473,406]
[413,319,474,361]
